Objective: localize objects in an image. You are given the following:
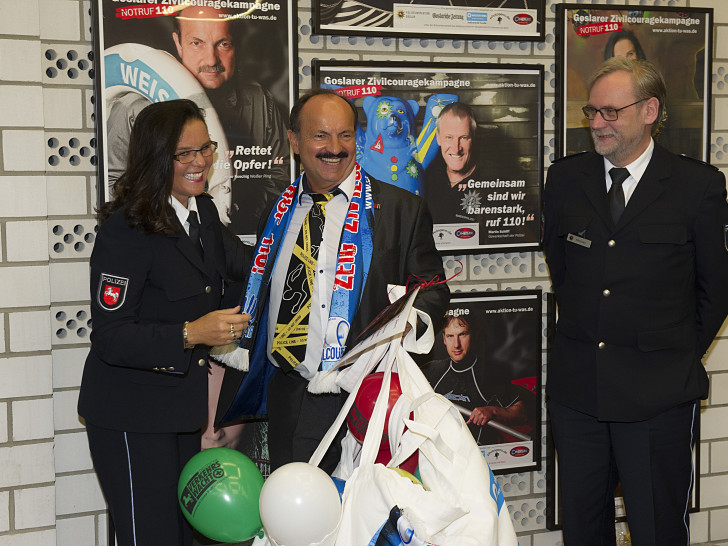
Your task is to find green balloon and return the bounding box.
[178,448,264,543]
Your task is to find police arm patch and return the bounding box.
[98,273,129,311]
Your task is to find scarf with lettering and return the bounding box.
[241,164,374,393]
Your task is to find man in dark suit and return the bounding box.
[217,89,449,473]
[543,57,728,545]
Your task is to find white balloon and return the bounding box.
[259,462,342,546]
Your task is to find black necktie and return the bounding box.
[272,192,333,370]
[608,167,630,224]
[187,210,204,258]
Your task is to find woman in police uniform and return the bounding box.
[78,99,250,546]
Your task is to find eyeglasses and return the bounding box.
[582,99,646,121]
[173,141,217,164]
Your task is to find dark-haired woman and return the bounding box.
[78,99,251,545]
[603,29,647,61]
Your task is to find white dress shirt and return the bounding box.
[603,138,655,204]
[267,169,357,379]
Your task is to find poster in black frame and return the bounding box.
[314,0,545,41]
[416,289,543,474]
[92,0,297,243]
[313,60,544,255]
[555,4,713,161]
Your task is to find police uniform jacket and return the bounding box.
[78,194,250,433]
[543,144,728,422]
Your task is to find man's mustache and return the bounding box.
[198,64,225,74]
[316,151,349,160]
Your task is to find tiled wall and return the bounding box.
[0,0,726,544]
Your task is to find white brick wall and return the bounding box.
[0,1,40,36]
[0,266,50,308]
[0,39,42,82]
[0,355,53,398]
[0,0,725,544]
[5,221,49,262]
[14,486,56,530]
[0,86,44,126]
[12,398,54,442]
[8,310,52,353]
[0,177,47,217]
[0,444,55,488]
[0,492,8,534]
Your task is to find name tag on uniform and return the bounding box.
[567,233,591,248]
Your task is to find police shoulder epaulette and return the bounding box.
[552,150,590,163]
[678,153,719,171]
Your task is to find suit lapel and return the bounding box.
[578,153,613,229]
[171,208,209,273]
[616,145,670,229]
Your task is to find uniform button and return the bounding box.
[152,367,159,371]
[608,240,616,247]
[160,367,167,371]
[168,367,175,371]
[603,289,611,297]
[598,342,605,349]
[198,359,206,367]
[205,286,212,294]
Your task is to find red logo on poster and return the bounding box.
[455,228,476,239]
[514,14,533,25]
[510,446,530,457]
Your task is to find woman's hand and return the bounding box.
[185,306,250,347]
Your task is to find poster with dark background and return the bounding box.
[417,290,542,473]
[557,4,712,161]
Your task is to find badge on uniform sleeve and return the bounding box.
[98,273,129,311]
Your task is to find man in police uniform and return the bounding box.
[543,57,728,545]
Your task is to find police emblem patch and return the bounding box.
[98,273,129,311]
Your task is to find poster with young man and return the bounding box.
[314,61,543,254]
[418,290,542,473]
[556,4,712,161]
[94,0,296,242]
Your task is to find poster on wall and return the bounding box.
[556,4,712,161]
[313,60,543,254]
[415,290,543,474]
[93,0,296,243]
[314,0,545,41]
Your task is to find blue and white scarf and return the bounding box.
[241,164,374,391]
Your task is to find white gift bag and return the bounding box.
[309,290,518,546]
[256,290,518,545]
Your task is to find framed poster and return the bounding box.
[545,416,700,530]
[416,290,543,474]
[314,0,545,41]
[314,60,543,254]
[93,0,297,243]
[556,4,713,161]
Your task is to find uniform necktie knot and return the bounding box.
[608,167,630,223]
